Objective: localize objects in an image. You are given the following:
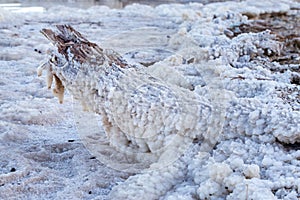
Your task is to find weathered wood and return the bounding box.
[41,25,127,67]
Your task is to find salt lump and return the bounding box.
[37,0,300,199]
[243,164,260,179]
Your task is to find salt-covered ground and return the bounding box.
[0,0,300,199]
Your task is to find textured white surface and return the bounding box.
[0,0,300,199]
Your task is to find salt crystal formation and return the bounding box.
[37,0,300,199]
[38,25,227,173]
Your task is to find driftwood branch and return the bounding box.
[41,25,127,67]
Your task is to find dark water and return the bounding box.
[0,0,241,9]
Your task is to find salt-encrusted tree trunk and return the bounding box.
[38,25,300,166]
[38,25,223,172]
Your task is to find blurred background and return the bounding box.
[0,0,241,9]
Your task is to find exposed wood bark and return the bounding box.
[41,25,127,67]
